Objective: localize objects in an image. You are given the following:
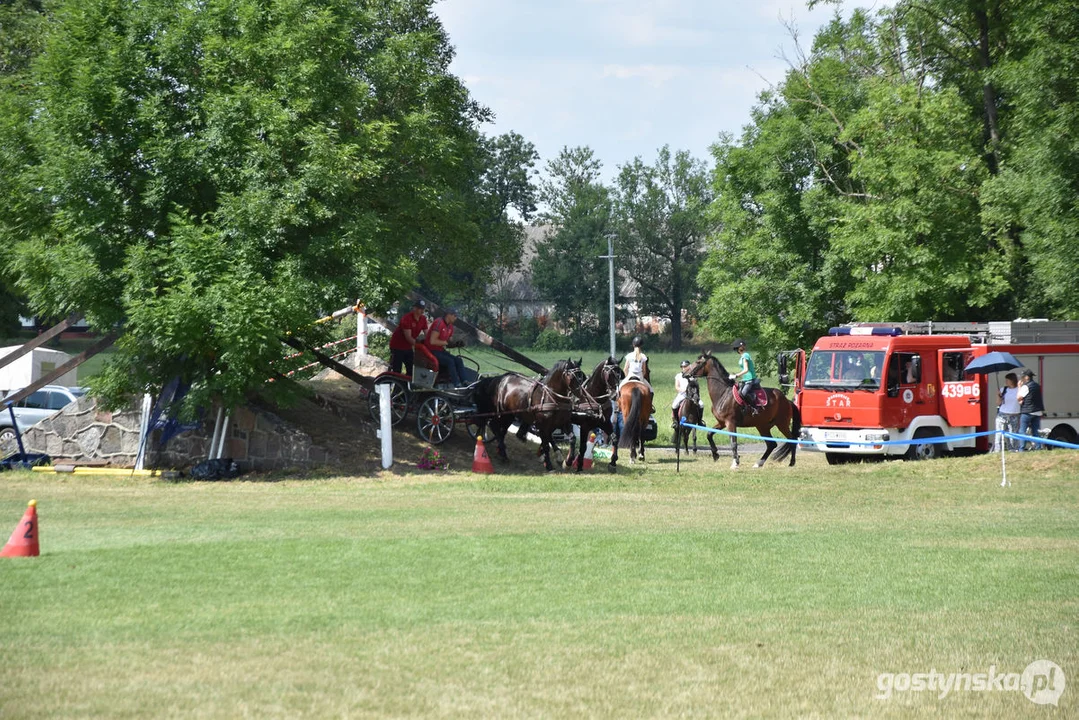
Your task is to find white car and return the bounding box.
[0,385,88,446]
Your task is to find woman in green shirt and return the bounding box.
[730,339,761,411]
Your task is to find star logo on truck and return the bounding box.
[826,393,852,408]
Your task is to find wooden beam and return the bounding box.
[2,333,117,407]
[0,314,81,374]
[282,337,374,391]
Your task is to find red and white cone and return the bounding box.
[472,435,495,474]
[582,433,596,470]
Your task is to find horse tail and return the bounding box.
[618,387,643,450]
[773,396,801,462]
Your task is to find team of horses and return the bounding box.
[472,350,801,472]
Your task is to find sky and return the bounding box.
[435,0,887,179]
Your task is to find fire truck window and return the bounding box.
[886,355,901,396]
[942,352,965,382]
[902,354,920,384]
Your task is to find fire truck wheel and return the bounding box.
[825,453,850,465]
[906,429,942,461]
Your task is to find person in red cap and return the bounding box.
[389,299,428,375]
[425,308,466,386]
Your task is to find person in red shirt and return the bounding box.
[425,308,466,386]
[388,299,428,375]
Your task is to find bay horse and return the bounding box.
[474,359,583,471]
[564,357,622,472]
[609,377,652,469]
[674,377,702,455]
[682,351,800,469]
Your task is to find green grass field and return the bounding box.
[1,451,1076,717]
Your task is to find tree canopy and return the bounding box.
[0,0,524,410]
[611,146,712,350]
[699,0,1079,358]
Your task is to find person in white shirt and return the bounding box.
[994,372,1020,451]
[620,336,651,389]
[672,360,691,426]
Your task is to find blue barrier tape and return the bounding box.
[678,420,1079,450]
[1002,431,1079,451]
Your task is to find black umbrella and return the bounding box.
[964,351,1023,375]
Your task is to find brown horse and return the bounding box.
[474,359,583,471]
[682,351,800,469]
[609,378,653,469]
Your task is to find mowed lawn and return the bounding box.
[1,451,1077,718]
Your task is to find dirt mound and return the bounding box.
[266,371,560,476]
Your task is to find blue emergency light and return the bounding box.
[827,326,904,337]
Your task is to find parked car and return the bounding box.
[0,385,88,446]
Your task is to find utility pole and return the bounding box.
[599,235,616,359]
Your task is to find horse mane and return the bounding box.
[702,352,735,387]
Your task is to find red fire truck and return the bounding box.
[787,321,1079,463]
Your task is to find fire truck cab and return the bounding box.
[793,322,1079,462]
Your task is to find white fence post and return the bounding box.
[357,300,368,358]
[134,392,152,471]
[216,413,231,460]
[377,383,393,469]
[208,406,224,460]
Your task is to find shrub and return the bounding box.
[532,327,573,351]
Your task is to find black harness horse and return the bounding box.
[474,358,584,471]
[563,357,622,472]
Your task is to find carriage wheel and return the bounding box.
[368,377,410,427]
[417,396,455,445]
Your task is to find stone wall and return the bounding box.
[2,396,335,472]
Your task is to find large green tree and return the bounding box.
[532,146,614,336]
[983,0,1079,317]
[697,1,1079,359]
[433,130,540,320]
[0,0,47,336]
[611,146,711,350]
[0,0,498,411]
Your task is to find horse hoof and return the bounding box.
[730,461,739,470]
[754,462,764,469]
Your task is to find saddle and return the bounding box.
[733,386,767,409]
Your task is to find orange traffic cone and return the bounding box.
[582,433,596,470]
[1,500,39,558]
[472,435,495,474]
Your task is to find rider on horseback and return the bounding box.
[730,339,761,413]
[620,337,653,389]
[672,359,694,427]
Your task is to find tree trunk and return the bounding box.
[974,5,1001,175]
[670,307,683,351]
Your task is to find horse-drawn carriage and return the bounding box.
[366,344,485,444]
[366,347,629,471]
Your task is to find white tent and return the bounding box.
[0,346,78,393]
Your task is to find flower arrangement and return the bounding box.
[417,446,449,471]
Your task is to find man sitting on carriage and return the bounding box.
[424,307,467,387]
